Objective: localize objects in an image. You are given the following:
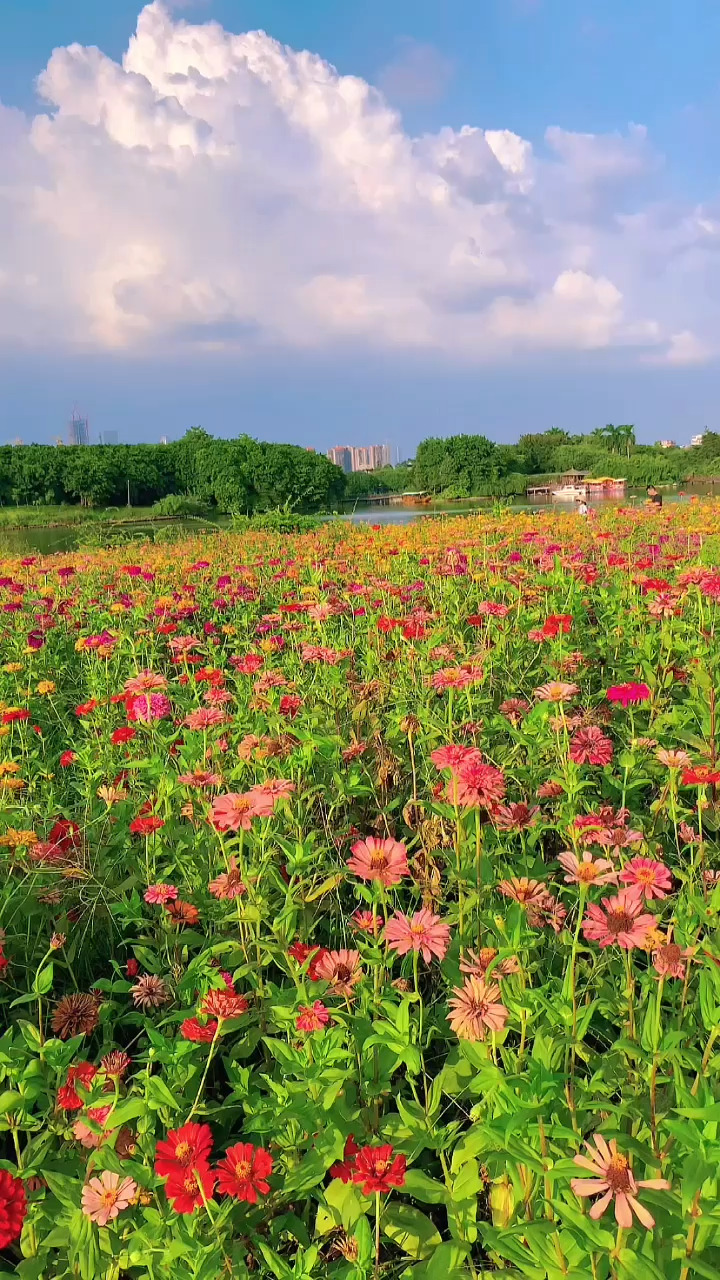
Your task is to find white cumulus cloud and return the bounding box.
[0,1,716,364]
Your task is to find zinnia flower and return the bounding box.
[681,765,720,786]
[200,989,248,1021]
[0,1170,26,1248]
[330,1135,359,1182]
[181,1017,218,1042]
[497,877,548,906]
[210,790,275,831]
[51,993,100,1040]
[155,1122,214,1178]
[606,682,651,707]
[430,745,482,772]
[81,1171,137,1226]
[451,760,506,809]
[448,977,508,1040]
[126,693,172,723]
[653,941,694,978]
[347,837,409,887]
[165,1163,216,1214]
[619,857,672,901]
[296,1001,331,1032]
[144,884,178,905]
[533,682,579,703]
[583,889,656,949]
[557,851,617,887]
[216,1143,273,1203]
[385,909,451,963]
[208,859,246,900]
[57,1061,98,1110]
[131,975,171,1010]
[352,1144,406,1195]
[314,949,363,997]
[656,748,692,770]
[492,802,539,830]
[569,727,614,766]
[571,1134,670,1228]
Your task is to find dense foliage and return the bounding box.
[0,431,345,514]
[0,504,719,1278]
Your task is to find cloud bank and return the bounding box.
[0,1,717,364]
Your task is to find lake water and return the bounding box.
[0,486,713,554]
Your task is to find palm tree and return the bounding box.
[616,425,636,458]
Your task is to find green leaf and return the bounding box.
[423,1242,472,1280]
[145,1076,181,1112]
[403,1169,448,1205]
[382,1204,442,1260]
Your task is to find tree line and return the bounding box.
[2,425,720,513]
[345,427,720,500]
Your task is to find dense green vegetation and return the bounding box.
[2,425,720,515]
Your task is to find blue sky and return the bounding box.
[1,0,719,449]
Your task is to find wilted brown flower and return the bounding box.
[51,992,100,1039]
[131,975,171,1010]
[101,1050,132,1079]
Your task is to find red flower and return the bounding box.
[75,700,99,717]
[59,751,76,767]
[330,1135,360,1183]
[216,1142,273,1203]
[0,1170,26,1248]
[111,727,136,745]
[200,989,248,1020]
[279,694,302,718]
[165,1162,216,1213]
[181,1017,218,1042]
[296,1001,330,1032]
[569,726,614,766]
[57,1061,98,1111]
[352,1144,406,1195]
[682,766,720,786]
[126,959,140,978]
[155,1123,213,1178]
[129,816,164,836]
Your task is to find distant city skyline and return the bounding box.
[327,444,392,473]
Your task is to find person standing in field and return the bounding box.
[646,485,663,507]
[576,495,588,516]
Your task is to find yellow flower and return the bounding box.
[2,664,22,674]
[0,828,37,848]
[0,777,25,791]
[0,762,21,777]
[109,603,127,614]
[221,625,236,636]
[75,638,89,651]
[36,681,56,695]
[0,728,10,739]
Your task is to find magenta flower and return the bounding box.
[606,682,651,707]
[144,884,178,905]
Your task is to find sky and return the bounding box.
[1,0,720,452]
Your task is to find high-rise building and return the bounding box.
[327,446,354,473]
[691,433,705,447]
[68,413,89,446]
[100,430,118,446]
[350,444,392,472]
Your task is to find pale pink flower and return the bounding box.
[583,889,656,949]
[82,1170,137,1225]
[124,671,167,695]
[347,837,409,887]
[144,884,178,905]
[619,857,673,901]
[498,877,548,906]
[250,779,295,800]
[571,1134,670,1229]
[211,790,275,831]
[557,851,618,887]
[448,977,508,1041]
[656,747,692,770]
[492,802,539,831]
[459,948,520,978]
[73,1104,112,1149]
[385,909,451,963]
[533,681,579,703]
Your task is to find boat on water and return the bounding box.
[551,484,587,501]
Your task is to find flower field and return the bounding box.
[1,505,720,1280]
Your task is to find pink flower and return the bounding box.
[144,884,178,905]
[352,909,383,934]
[73,1104,112,1149]
[347,837,409,887]
[653,941,694,978]
[211,790,275,832]
[557,851,618,886]
[385,909,451,963]
[448,978,508,1041]
[126,693,172,723]
[583,888,656,949]
[296,1001,331,1032]
[208,859,246,900]
[183,708,225,730]
[619,857,673,901]
[430,745,483,772]
[571,1134,670,1229]
[81,1171,137,1225]
[314,950,362,997]
[606,682,651,707]
[569,727,614,766]
[124,671,167,694]
[450,760,506,809]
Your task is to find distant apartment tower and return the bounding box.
[691,433,705,447]
[68,412,89,446]
[100,430,118,446]
[327,446,354,473]
[351,444,392,472]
